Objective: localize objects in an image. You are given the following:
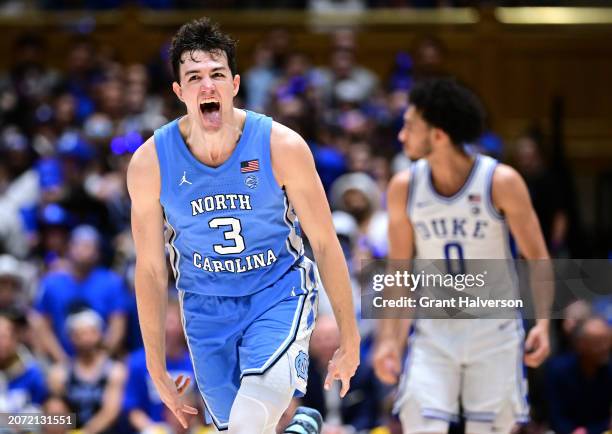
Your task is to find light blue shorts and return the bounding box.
[178,262,318,430]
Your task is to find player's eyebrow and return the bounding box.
[183,69,201,77]
[184,66,227,77]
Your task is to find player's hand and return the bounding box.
[524,322,550,368]
[324,339,360,398]
[152,373,198,428]
[373,338,401,385]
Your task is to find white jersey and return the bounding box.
[396,154,529,432]
[407,154,510,260]
[406,154,519,319]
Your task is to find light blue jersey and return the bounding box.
[154,110,304,297]
[153,110,318,430]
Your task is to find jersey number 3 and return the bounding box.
[209,217,245,254]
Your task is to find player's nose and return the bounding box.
[199,76,215,91]
[398,128,406,143]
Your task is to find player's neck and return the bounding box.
[427,147,475,196]
[182,108,245,165]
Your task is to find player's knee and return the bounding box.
[242,352,295,406]
[465,398,521,434]
[398,401,449,434]
[466,417,517,434]
[228,392,269,434]
[228,384,289,434]
[229,355,295,434]
[466,423,515,434]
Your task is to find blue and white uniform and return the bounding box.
[396,155,529,434]
[153,110,318,430]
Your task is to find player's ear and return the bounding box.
[232,74,241,97]
[431,127,447,145]
[172,81,184,102]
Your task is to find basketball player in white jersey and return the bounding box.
[373,79,551,434]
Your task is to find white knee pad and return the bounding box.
[229,353,295,434]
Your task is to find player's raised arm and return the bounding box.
[373,170,413,385]
[492,163,552,367]
[127,138,197,428]
[271,122,360,398]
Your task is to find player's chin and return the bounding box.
[406,148,424,161]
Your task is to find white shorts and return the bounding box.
[394,318,529,434]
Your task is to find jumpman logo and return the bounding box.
[179,171,192,186]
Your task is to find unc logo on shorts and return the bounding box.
[244,175,258,189]
[295,351,309,380]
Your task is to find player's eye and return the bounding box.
[213,73,224,78]
[189,75,200,82]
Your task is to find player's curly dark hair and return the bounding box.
[409,78,485,147]
[169,17,237,81]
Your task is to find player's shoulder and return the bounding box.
[270,120,309,154]
[269,121,313,186]
[491,163,526,191]
[388,168,411,197]
[128,136,158,175]
[389,168,411,189]
[127,136,160,195]
[386,168,412,214]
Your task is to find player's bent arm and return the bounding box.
[127,138,169,377]
[270,123,360,348]
[492,164,552,326]
[492,164,549,260]
[378,171,414,348]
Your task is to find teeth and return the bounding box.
[200,99,219,104]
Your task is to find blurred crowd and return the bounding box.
[0,25,610,434]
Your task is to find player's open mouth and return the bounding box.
[200,101,220,113]
[199,99,221,127]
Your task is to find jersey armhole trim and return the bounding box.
[485,161,505,221]
[260,117,285,197]
[153,125,171,204]
[406,162,417,217]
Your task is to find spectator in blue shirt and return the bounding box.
[123,297,197,432]
[546,316,611,434]
[35,225,128,357]
[0,313,48,412]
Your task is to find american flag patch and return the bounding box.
[468,193,481,203]
[240,159,260,173]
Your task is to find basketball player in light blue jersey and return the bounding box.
[374,79,551,434]
[127,18,360,434]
